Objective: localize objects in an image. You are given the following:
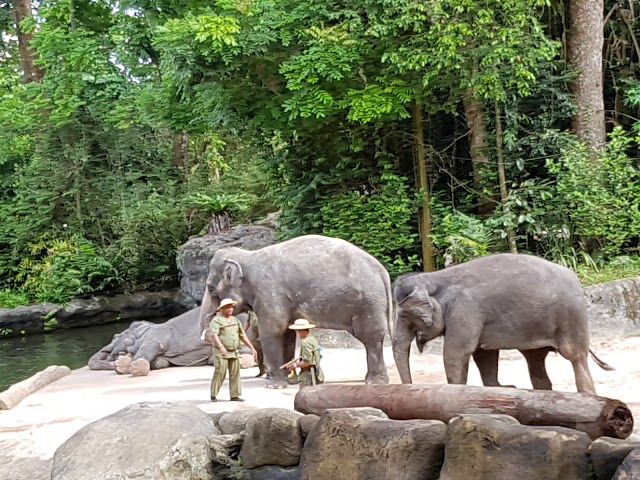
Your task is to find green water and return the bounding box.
[0,321,161,392]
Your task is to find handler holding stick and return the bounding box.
[283,319,324,388]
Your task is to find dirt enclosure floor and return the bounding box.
[0,336,639,480]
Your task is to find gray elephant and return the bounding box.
[392,253,613,395]
[88,308,213,373]
[199,234,393,388]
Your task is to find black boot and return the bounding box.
[230,397,244,402]
[210,395,217,402]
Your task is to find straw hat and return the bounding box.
[288,319,316,330]
[216,298,238,311]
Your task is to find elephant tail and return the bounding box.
[589,348,615,371]
[383,268,394,339]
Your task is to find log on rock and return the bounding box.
[294,384,634,440]
[0,365,71,410]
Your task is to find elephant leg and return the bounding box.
[151,357,171,369]
[259,329,290,389]
[132,342,161,363]
[472,349,500,386]
[520,348,553,390]
[557,341,597,395]
[442,327,482,385]
[353,317,388,385]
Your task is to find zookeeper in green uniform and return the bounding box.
[286,319,324,388]
[208,298,257,402]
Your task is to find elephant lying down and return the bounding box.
[88,307,214,374]
[393,253,613,396]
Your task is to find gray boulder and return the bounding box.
[208,433,246,480]
[299,407,445,480]
[218,408,262,435]
[439,414,591,480]
[239,408,304,468]
[51,402,218,480]
[613,449,640,480]
[584,276,640,337]
[589,437,640,480]
[298,414,320,439]
[177,225,277,303]
[247,466,301,480]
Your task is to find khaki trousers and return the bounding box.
[210,355,242,398]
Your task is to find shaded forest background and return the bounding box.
[2,0,640,307]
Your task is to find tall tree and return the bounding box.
[12,0,42,82]
[568,0,605,148]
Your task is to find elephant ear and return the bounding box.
[223,259,244,284]
[397,286,435,327]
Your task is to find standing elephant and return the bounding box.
[392,253,613,395]
[199,234,392,388]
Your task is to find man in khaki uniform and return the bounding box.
[208,298,257,402]
[286,319,324,388]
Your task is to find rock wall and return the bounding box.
[176,224,277,304]
[47,401,640,480]
[583,277,640,337]
[0,290,193,337]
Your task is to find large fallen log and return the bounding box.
[294,384,634,440]
[0,365,71,410]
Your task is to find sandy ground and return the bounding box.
[1,336,639,479]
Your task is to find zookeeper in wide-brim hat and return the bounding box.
[286,318,324,387]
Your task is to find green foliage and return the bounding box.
[547,128,640,257]
[44,317,58,332]
[105,191,188,289]
[576,255,640,286]
[430,199,497,268]
[2,0,640,310]
[320,167,420,278]
[184,192,253,216]
[17,235,120,304]
[0,289,30,309]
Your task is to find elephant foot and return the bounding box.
[365,373,389,385]
[129,358,151,377]
[287,375,299,385]
[115,355,133,375]
[266,379,288,389]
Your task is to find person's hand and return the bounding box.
[219,346,229,357]
[251,347,258,360]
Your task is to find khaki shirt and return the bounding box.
[300,335,321,366]
[209,315,246,358]
[299,334,324,384]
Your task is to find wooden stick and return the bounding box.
[294,384,634,440]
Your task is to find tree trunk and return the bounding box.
[411,100,435,272]
[0,366,71,409]
[462,90,494,216]
[568,0,605,148]
[495,102,517,253]
[13,0,43,83]
[294,384,634,440]
[172,131,188,168]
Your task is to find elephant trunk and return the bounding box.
[199,288,218,333]
[392,336,413,384]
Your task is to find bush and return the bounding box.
[430,197,496,268]
[320,168,420,278]
[16,235,120,304]
[106,191,188,289]
[547,128,640,257]
[0,289,30,308]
